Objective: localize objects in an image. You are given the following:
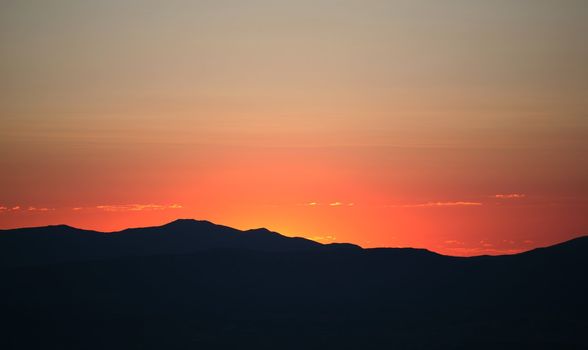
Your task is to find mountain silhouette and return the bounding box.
[0,219,360,267]
[0,220,586,349]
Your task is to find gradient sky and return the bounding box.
[1,0,587,256]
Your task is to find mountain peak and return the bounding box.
[164,218,215,227]
[246,227,273,233]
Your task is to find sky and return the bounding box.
[1,0,587,256]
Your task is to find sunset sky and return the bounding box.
[1,0,587,256]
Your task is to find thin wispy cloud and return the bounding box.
[440,238,537,256]
[443,240,464,245]
[479,240,493,248]
[27,206,54,212]
[304,202,354,207]
[393,201,483,208]
[493,194,526,199]
[310,235,337,243]
[1,205,53,212]
[96,204,183,212]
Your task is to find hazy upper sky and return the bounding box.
[1,0,587,255]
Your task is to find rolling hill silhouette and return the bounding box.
[1,220,586,349]
[0,219,360,267]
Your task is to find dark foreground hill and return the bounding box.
[0,220,586,349]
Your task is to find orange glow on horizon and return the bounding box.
[1,1,587,257]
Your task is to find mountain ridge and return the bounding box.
[0,218,361,268]
[1,218,586,268]
[1,219,586,349]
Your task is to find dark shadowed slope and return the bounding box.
[0,221,586,349]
